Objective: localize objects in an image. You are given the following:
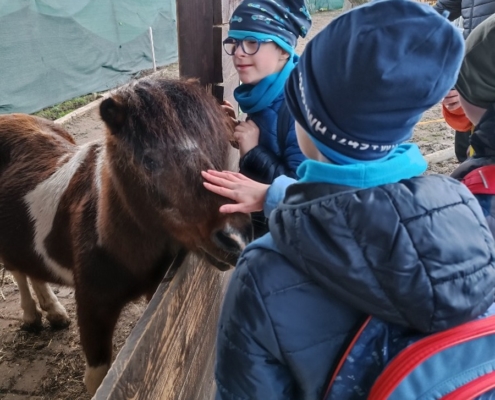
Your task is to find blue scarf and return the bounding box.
[296,144,428,188]
[234,54,298,114]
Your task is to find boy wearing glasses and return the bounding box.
[222,0,311,237]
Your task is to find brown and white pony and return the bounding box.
[0,78,252,394]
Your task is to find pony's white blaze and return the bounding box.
[24,144,93,286]
[178,136,199,152]
[177,137,217,170]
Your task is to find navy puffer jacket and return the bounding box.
[215,175,495,400]
[433,0,495,38]
[240,93,306,184]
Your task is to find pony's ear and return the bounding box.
[100,96,126,134]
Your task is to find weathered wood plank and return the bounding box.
[177,0,215,85]
[212,75,239,110]
[192,269,232,400]
[212,74,240,112]
[192,345,218,400]
[179,0,239,106]
[93,254,231,400]
[213,25,238,84]
[424,146,455,164]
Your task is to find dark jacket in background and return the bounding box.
[451,105,495,236]
[433,0,495,38]
[240,93,305,184]
[240,93,306,238]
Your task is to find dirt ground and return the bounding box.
[0,10,460,400]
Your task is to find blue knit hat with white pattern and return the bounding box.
[285,0,465,164]
[228,0,312,54]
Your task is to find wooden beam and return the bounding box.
[177,0,239,107]
[424,146,456,164]
[177,0,215,86]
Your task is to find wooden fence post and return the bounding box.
[177,0,242,107]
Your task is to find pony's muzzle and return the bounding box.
[205,219,253,270]
[212,226,249,256]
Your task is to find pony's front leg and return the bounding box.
[10,270,42,331]
[30,278,71,329]
[76,294,122,395]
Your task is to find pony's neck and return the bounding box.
[95,154,177,271]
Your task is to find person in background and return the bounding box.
[222,0,311,238]
[450,15,495,235]
[206,1,495,399]
[433,0,495,162]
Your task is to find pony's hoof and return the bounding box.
[21,320,43,333]
[84,364,110,395]
[21,307,43,332]
[48,315,71,330]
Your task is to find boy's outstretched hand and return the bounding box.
[202,170,269,214]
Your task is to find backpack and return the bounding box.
[461,165,495,195]
[323,307,495,400]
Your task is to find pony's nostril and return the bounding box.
[213,229,243,254]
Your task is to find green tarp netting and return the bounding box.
[307,0,344,12]
[0,0,178,114]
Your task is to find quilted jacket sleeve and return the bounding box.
[215,256,294,400]
[263,175,297,217]
[239,145,299,183]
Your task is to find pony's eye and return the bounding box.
[143,156,156,171]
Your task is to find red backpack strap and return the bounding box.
[461,165,495,195]
[322,316,372,400]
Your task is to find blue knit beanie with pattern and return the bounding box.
[284,0,465,164]
[228,0,312,54]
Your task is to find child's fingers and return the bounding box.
[219,203,245,214]
[203,181,236,198]
[224,171,250,181]
[203,170,241,183]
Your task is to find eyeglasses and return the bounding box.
[222,37,273,56]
